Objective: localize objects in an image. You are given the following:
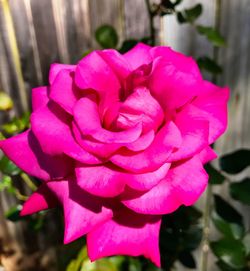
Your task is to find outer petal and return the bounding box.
[73,98,142,144]
[87,207,161,267]
[32,86,49,111]
[31,102,101,164]
[123,43,153,70]
[150,46,201,79]
[49,69,81,114]
[0,130,72,180]
[46,179,113,244]
[192,81,229,143]
[111,121,181,173]
[49,63,75,85]
[21,183,58,216]
[122,156,208,214]
[168,105,209,162]
[75,162,170,197]
[199,146,217,164]
[149,58,202,111]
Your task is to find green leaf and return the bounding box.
[0,175,16,194]
[0,92,13,111]
[197,56,222,74]
[0,155,21,176]
[212,211,245,240]
[214,195,244,226]
[5,205,23,222]
[182,226,203,251]
[119,39,138,54]
[205,164,225,185]
[82,50,93,58]
[81,258,118,271]
[161,0,183,9]
[230,178,250,205]
[216,260,243,271]
[0,175,12,191]
[184,4,202,23]
[66,246,88,271]
[95,25,118,49]
[197,25,226,47]
[173,0,183,6]
[177,12,187,24]
[220,149,250,174]
[0,132,5,140]
[210,239,246,269]
[128,258,142,271]
[2,112,30,135]
[178,251,196,269]
[243,232,250,256]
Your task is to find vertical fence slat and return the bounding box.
[51,0,70,64]
[123,0,150,40]
[22,0,43,85]
[29,0,60,84]
[0,0,28,112]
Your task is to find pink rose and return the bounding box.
[0,43,229,266]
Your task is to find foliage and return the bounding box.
[0,1,249,271]
[207,151,250,271]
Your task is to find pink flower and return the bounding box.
[0,43,229,267]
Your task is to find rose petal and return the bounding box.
[150,46,201,79]
[32,86,49,111]
[45,179,113,244]
[149,58,202,111]
[49,69,81,114]
[75,162,170,197]
[31,102,101,164]
[192,81,229,143]
[75,51,121,121]
[126,130,155,151]
[97,49,131,81]
[111,121,181,173]
[73,98,142,144]
[123,43,153,70]
[168,105,209,162]
[199,146,217,164]
[21,183,58,216]
[87,207,161,267]
[73,123,154,158]
[49,63,75,85]
[0,130,72,180]
[117,87,164,133]
[122,156,208,214]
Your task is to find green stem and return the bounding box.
[145,0,156,45]
[14,189,28,201]
[200,184,212,271]
[200,1,222,271]
[20,172,37,191]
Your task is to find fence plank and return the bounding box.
[0,0,28,113]
[123,0,150,40]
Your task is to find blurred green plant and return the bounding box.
[204,150,250,271]
[0,92,13,111]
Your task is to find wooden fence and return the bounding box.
[0,0,250,270]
